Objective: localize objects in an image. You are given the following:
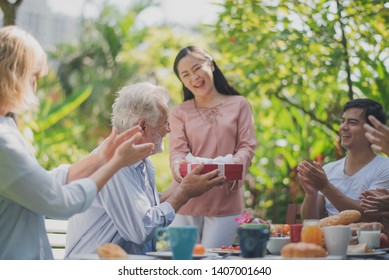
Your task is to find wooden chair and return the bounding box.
[45,218,68,260]
[286,203,302,224]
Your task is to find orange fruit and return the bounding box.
[193,244,205,254]
[283,224,291,235]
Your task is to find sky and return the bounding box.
[46,0,224,27]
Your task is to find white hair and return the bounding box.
[111,82,170,132]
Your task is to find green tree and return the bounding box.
[0,0,23,26]
[214,0,389,222]
[50,1,208,150]
[19,71,93,169]
[41,1,213,190]
[52,2,155,142]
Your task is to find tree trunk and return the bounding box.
[0,0,24,26]
[335,0,354,100]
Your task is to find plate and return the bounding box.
[72,254,157,260]
[145,251,209,260]
[347,249,387,257]
[209,248,241,256]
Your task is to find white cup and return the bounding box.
[323,226,351,257]
[358,229,380,249]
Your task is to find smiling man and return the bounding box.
[297,99,389,224]
[64,82,226,259]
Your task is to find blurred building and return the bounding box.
[0,0,80,50]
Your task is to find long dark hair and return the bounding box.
[173,46,241,101]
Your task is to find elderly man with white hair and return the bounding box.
[65,82,225,258]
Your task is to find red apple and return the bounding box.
[380,233,389,248]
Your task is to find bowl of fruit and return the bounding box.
[266,236,291,255]
[267,224,291,255]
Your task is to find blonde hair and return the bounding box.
[0,26,48,114]
[111,82,170,133]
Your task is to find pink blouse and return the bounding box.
[168,95,257,216]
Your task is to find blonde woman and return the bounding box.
[0,26,154,259]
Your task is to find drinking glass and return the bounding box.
[301,219,323,246]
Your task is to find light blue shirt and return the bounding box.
[0,116,97,259]
[65,157,175,258]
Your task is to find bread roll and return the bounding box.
[97,243,128,259]
[347,243,370,254]
[319,210,361,227]
[281,242,327,258]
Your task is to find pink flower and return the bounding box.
[235,211,253,224]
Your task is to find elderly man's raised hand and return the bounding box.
[364,115,389,156]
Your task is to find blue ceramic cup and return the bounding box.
[155,226,198,260]
[238,227,270,258]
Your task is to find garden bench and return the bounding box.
[45,218,68,260]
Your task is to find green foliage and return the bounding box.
[41,1,215,189]
[19,72,92,169]
[214,0,388,222]
[51,5,152,145]
[49,1,212,153]
[36,87,92,132]
[25,0,388,224]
